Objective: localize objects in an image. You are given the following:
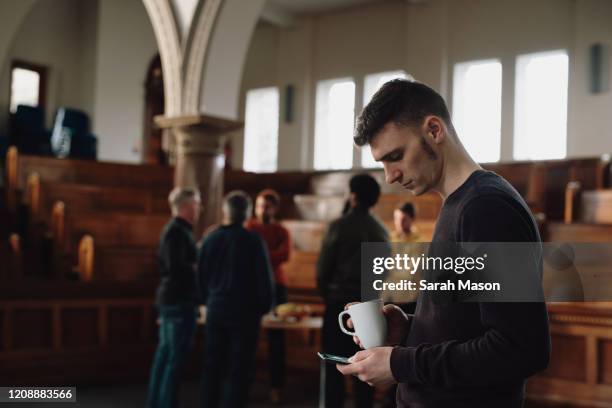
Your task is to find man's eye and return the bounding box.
[389,151,403,161]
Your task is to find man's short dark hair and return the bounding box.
[398,202,416,219]
[354,79,453,146]
[349,174,381,209]
[224,190,252,224]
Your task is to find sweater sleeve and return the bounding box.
[390,195,551,387]
[268,225,291,265]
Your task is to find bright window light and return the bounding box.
[10,67,40,113]
[452,60,502,163]
[243,87,279,172]
[514,50,568,160]
[361,70,411,168]
[314,78,355,170]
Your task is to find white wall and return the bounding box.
[92,0,158,163]
[0,0,98,129]
[238,0,612,171]
[0,0,157,164]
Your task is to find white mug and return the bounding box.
[338,299,387,349]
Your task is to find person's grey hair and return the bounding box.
[168,187,200,215]
[223,190,252,224]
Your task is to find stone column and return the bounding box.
[155,114,242,237]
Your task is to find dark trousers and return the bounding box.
[268,284,287,388]
[148,305,197,408]
[200,316,261,408]
[321,301,374,408]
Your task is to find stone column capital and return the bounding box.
[155,114,242,155]
[154,114,242,236]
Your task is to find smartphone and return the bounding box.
[317,352,351,365]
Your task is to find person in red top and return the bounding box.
[246,189,291,404]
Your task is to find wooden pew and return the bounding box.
[25,173,170,223]
[50,204,167,280]
[0,233,22,280]
[5,147,173,212]
[564,181,612,225]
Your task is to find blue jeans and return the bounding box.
[148,305,197,408]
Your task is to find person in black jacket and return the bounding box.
[198,190,275,408]
[336,79,550,407]
[317,173,389,408]
[148,187,201,408]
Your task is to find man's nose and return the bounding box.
[384,165,401,184]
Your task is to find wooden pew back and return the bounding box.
[7,148,174,203]
[26,174,170,222]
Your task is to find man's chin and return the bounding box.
[406,185,428,196]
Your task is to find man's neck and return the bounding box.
[175,215,193,227]
[434,148,482,199]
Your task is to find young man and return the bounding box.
[336,79,550,407]
[246,189,291,404]
[198,191,275,408]
[391,202,421,243]
[148,188,201,408]
[317,174,389,408]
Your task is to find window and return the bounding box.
[9,61,46,113]
[514,50,568,160]
[452,59,502,163]
[243,87,279,172]
[314,78,355,170]
[361,70,411,168]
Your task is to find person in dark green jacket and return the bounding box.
[317,173,389,408]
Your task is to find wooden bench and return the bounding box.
[5,147,174,212]
[50,204,168,280]
[564,181,612,225]
[25,173,170,224]
[0,234,22,280]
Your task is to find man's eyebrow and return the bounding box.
[378,147,404,162]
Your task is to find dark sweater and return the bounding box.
[155,217,197,306]
[390,170,551,407]
[317,206,389,302]
[197,223,275,324]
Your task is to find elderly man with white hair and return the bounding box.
[148,187,201,408]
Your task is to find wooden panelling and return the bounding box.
[599,339,612,385]
[581,190,612,224]
[11,309,53,349]
[545,334,587,381]
[285,251,318,290]
[94,248,158,281]
[61,308,98,348]
[107,307,144,346]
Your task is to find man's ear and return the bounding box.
[423,116,446,144]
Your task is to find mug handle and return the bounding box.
[338,310,355,336]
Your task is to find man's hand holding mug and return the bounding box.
[335,300,411,387]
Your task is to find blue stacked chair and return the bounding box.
[51,108,97,160]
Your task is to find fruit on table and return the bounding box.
[275,303,312,319]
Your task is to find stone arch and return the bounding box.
[142,0,183,116]
[192,0,266,119]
